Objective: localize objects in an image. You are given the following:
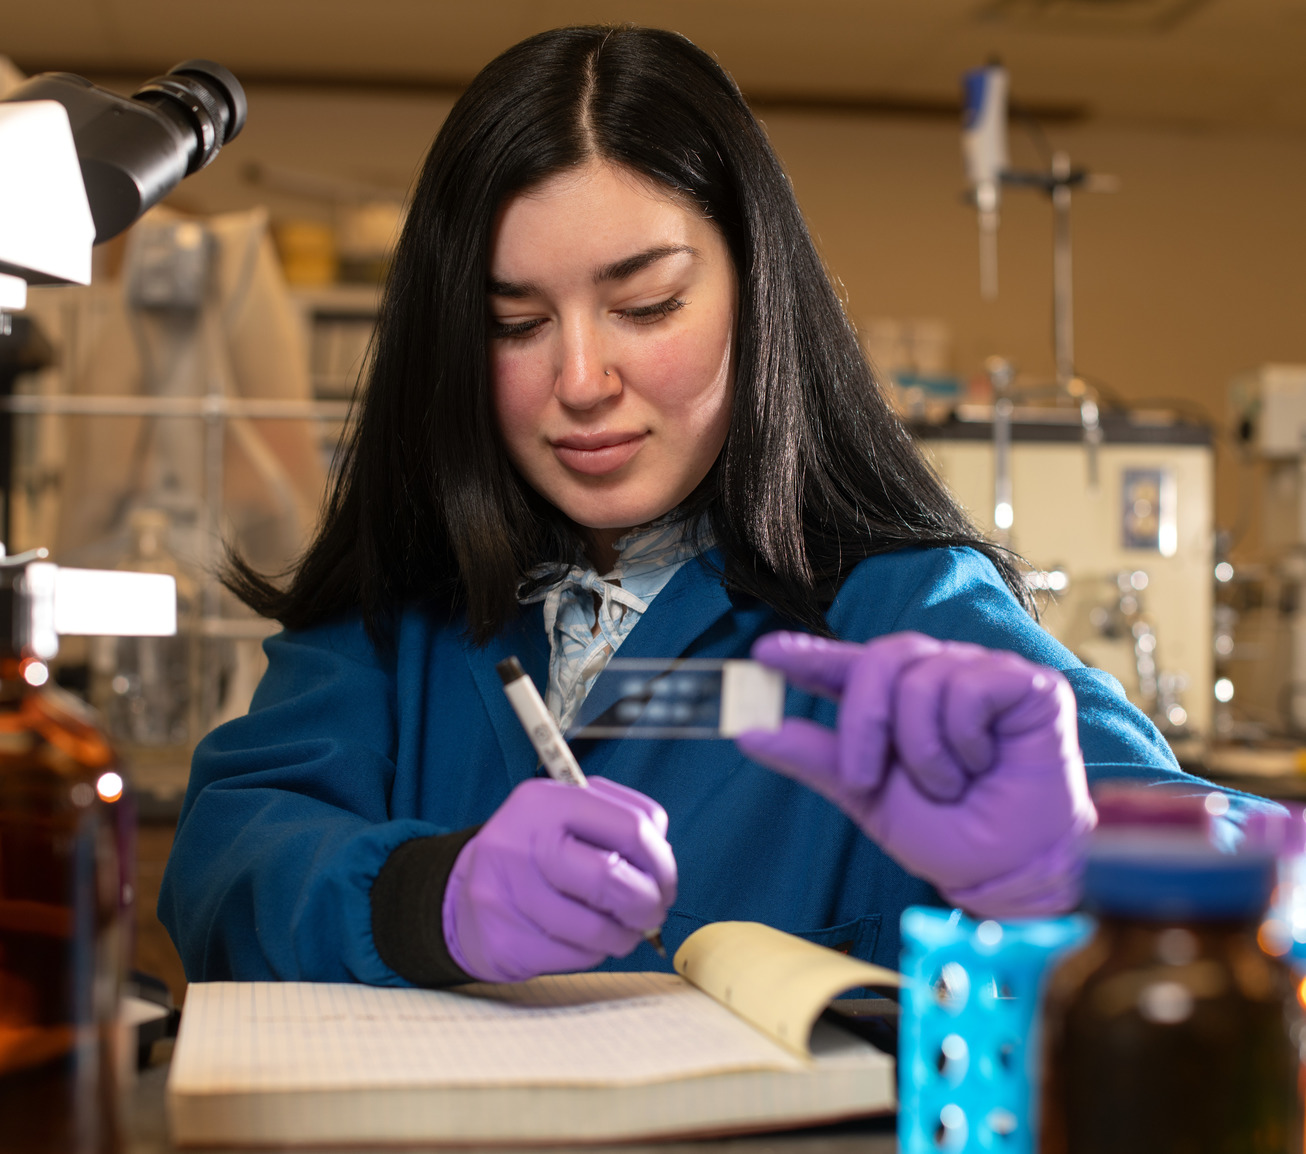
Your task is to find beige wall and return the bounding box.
[763,112,1306,552]
[167,85,1306,549]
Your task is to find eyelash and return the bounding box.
[489,296,686,340]
[623,296,686,324]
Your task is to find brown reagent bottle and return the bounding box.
[0,563,127,1153]
[1040,845,1302,1153]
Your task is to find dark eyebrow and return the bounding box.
[487,278,538,299]
[486,244,697,299]
[594,244,697,284]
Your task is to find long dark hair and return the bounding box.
[228,24,1031,642]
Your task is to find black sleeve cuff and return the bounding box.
[370,826,482,986]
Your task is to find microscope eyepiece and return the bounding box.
[1,61,247,243]
[132,60,247,174]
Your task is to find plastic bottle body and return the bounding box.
[1041,914,1302,1153]
[0,671,124,1153]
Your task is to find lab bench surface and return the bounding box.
[123,1043,899,1154]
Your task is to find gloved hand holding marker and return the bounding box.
[735,631,1098,920]
[442,658,676,985]
[443,774,677,983]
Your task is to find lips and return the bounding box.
[550,431,648,476]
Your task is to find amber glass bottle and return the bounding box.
[0,648,125,1153]
[1040,851,1302,1154]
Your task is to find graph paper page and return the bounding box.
[169,972,807,1094]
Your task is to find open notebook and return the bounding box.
[167,921,899,1146]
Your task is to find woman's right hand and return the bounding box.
[443,777,677,983]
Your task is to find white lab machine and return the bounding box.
[916,410,1215,738]
[1226,364,1306,736]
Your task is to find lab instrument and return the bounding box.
[3,61,245,247]
[960,63,1118,489]
[0,58,237,1147]
[1224,364,1306,736]
[0,61,244,312]
[915,411,1214,738]
[961,64,1008,302]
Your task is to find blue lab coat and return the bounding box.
[160,546,1200,986]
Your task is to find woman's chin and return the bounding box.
[562,498,677,534]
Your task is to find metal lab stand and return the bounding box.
[0,388,351,799]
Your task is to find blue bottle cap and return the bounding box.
[1084,852,1276,921]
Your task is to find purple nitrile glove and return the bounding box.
[735,631,1097,919]
[443,776,677,983]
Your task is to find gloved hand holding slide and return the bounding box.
[735,630,1098,919]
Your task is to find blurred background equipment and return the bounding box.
[910,56,1306,802]
[916,401,1214,739]
[901,64,1215,745]
[0,61,370,814]
[958,60,1119,472]
[961,62,1008,301]
[0,317,55,544]
[1213,366,1306,745]
[14,205,344,807]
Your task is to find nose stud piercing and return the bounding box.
[604,370,610,376]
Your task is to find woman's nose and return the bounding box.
[553,319,621,410]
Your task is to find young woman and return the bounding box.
[160,25,1199,987]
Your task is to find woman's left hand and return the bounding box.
[735,631,1097,919]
